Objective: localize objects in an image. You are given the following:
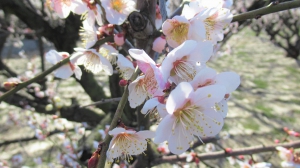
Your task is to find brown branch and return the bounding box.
[152,140,300,166]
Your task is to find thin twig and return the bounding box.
[152,140,300,166]
[0,37,112,103]
[80,97,122,108]
[232,0,300,22]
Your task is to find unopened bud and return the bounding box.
[119,79,128,87]
[157,96,165,104]
[225,148,232,153]
[114,33,125,46]
[98,24,114,36]
[45,104,53,111]
[88,152,100,168]
[274,139,280,144]
[238,155,244,160]
[3,82,18,90]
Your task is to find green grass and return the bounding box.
[253,79,268,89]
[242,120,260,131]
[255,103,274,118]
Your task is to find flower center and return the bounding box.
[111,0,124,12]
[170,21,189,45]
[170,56,196,81]
[144,68,158,95]
[99,47,116,64]
[204,12,218,40]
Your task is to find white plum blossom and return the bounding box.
[276,146,300,168]
[160,40,213,84]
[182,1,233,43]
[128,49,165,108]
[47,0,86,18]
[79,19,98,49]
[71,48,113,75]
[106,127,155,163]
[116,54,135,80]
[190,67,240,117]
[154,82,226,154]
[101,0,137,25]
[99,43,119,65]
[45,50,82,80]
[162,16,191,48]
[141,97,168,119]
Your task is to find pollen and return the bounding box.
[111,0,124,12]
[170,21,189,45]
[207,94,211,98]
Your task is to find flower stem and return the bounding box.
[232,0,300,22]
[97,68,140,168]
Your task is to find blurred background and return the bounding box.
[0,0,300,167]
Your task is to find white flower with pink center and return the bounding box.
[154,82,225,154]
[162,16,191,48]
[71,48,113,75]
[101,0,137,25]
[127,49,165,108]
[190,67,240,118]
[46,50,82,80]
[160,40,213,84]
[106,127,155,163]
[182,1,233,43]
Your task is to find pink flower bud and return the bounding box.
[225,148,232,153]
[288,130,300,137]
[3,82,18,90]
[119,79,128,87]
[274,139,280,144]
[238,155,244,160]
[114,33,125,46]
[157,96,165,104]
[152,36,166,53]
[284,127,289,132]
[88,152,100,168]
[98,24,114,36]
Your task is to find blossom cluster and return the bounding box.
[43,0,240,165]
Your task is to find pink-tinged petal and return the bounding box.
[45,50,63,64]
[168,124,193,154]
[154,115,175,144]
[129,49,155,73]
[215,72,240,93]
[215,99,228,118]
[73,65,82,80]
[195,108,223,137]
[70,0,87,14]
[152,36,166,53]
[190,85,226,108]
[53,2,71,18]
[166,82,193,114]
[189,41,214,64]
[141,98,160,114]
[190,67,217,89]
[136,130,156,139]
[128,76,147,108]
[54,65,73,79]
